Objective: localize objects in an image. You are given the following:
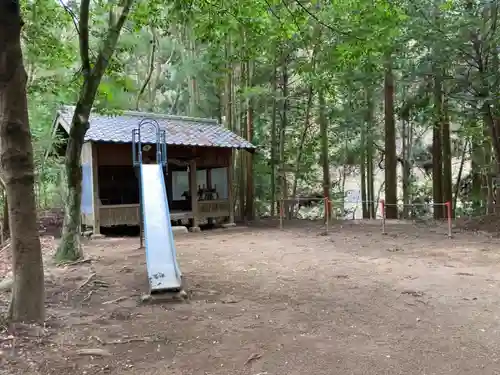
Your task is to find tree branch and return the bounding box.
[136,27,158,110]
[79,0,91,76]
[412,4,480,67]
[58,0,80,35]
[91,0,135,80]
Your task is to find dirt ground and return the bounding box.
[2,219,500,375]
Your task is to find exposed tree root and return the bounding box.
[91,335,165,345]
[76,273,96,290]
[59,258,92,267]
[76,348,111,356]
[81,290,93,303]
[244,352,263,365]
[102,296,128,305]
[0,240,11,254]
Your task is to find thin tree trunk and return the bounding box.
[56,0,135,261]
[216,85,223,125]
[481,115,495,214]
[318,88,331,219]
[481,103,500,213]
[407,121,414,209]
[148,61,162,111]
[401,82,411,219]
[366,87,375,218]
[360,118,368,218]
[340,164,347,218]
[270,61,277,217]
[186,27,199,117]
[432,74,444,219]
[135,27,157,111]
[401,117,410,219]
[453,139,468,211]
[224,36,235,218]
[170,86,181,114]
[245,60,254,220]
[384,54,398,219]
[488,5,500,211]
[291,85,314,200]
[470,136,483,210]
[279,54,288,217]
[0,1,45,322]
[360,87,368,218]
[441,96,453,217]
[238,60,246,220]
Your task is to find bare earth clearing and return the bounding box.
[2,219,500,374]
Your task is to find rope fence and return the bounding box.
[379,200,452,238]
[278,196,454,238]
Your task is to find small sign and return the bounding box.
[345,190,361,203]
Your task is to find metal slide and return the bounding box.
[139,163,182,292]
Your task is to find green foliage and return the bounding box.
[20,0,500,219]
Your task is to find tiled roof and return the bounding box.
[56,106,256,150]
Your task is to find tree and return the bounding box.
[56,0,136,262]
[384,53,398,219]
[25,0,500,230]
[0,0,45,322]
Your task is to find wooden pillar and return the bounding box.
[207,168,212,189]
[90,142,101,235]
[227,150,235,225]
[206,168,213,225]
[189,159,200,231]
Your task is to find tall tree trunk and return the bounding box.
[186,27,199,117]
[291,85,314,201]
[432,74,444,219]
[478,3,500,211]
[383,54,398,219]
[401,84,411,219]
[0,1,45,322]
[245,60,254,220]
[360,86,368,218]
[407,121,415,216]
[238,60,246,220]
[481,114,495,214]
[224,36,234,216]
[441,96,453,217]
[401,117,411,219]
[453,139,468,211]
[360,119,368,218]
[270,61,277,217]
[56,0,135,261]
[216,84,223,125]
[470,136,484,210]
[224,37,233,129]
[365,86,375,218]
[279,54,289,217]
[318,88,331,218]
[290,33,320,208]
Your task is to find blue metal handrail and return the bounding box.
[132,118,167,168]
